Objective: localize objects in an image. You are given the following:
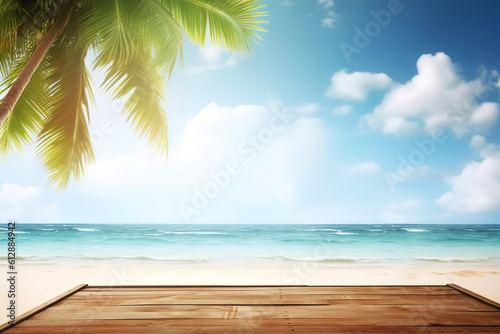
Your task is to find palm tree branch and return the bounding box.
[37,44,94,189]
[104,53,169,157]
[162,0,267,53]
[0,54,47,157]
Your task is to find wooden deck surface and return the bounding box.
[1,284,500,333]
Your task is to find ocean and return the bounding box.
[2,224,500,267]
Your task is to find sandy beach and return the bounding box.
[3,261,499,316]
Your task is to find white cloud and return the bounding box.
[325,69,393,100]
[0,183,58,221]
[332,105,352,116]
[242,117,328,206]
[436,136,500,213]
[318,0,334,8]
[362,52,500,136]
[317,1,339,28]
[188,44,237,75]
[173,102,328,207]
[83,149,166,189]
[0,183,39,202]
[321,18,335,28]
[82,101,329,211]
[321,11,339,28]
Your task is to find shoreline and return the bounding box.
[2,261,499,316]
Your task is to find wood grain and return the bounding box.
[1,284,499,333]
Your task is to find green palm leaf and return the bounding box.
[104,54,170,157]
[37,44,94,189]
[163,0,268,53]
[0,55,47,157]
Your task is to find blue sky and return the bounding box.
[1,0,500,224]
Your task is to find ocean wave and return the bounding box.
[267,256,379,263]
[81,255,209,262]
[144,233,163,236]
[402,228,428,232]
[0,228,8,231]
[41,228,55,231]
[414,257,491,262]
[75,228,99,232]
[0,255,47,260]
[296,228,357,235]
[160,231,226,235]
[296,229,340,232]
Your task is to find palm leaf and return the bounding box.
[131,0,184,77]
[0,55,47,157]
[0,0,22,52]
[37,44,94,189]
[83,0,181,156]
[103,54,170,157]
[162,0,268,53]
[80,0,137,70]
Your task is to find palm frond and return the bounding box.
[37,45,94,189]
[0,0,22,51]
[103,53,169,157]
[85,0,181,156]
[162,0,267,53]
[80,0,137,70]
[131,0,184,77]
[0,55,47,157]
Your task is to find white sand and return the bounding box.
[1,261,499,316]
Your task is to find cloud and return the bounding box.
[82,101,329,212]
[83,149,166,189]
[188,44,237,75]
[362,52,499,136]
[172,102,328,207]
[0,183,58,221]
[317,1,339,28]
[332,104,352,116]
[321,11,339,28]
[325,69,393,100]
[318,0,334,8]
[241,117,328,206]
[436,136,500,213]
[0,183,39,202]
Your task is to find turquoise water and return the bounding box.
[1,224,500,266]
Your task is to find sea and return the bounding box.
[2,224,500,268]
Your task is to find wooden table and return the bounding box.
[1,284,500,333]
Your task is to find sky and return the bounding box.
[1,0,500,224]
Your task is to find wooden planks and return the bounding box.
[1,285,499,333]
[0,284,88,333]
